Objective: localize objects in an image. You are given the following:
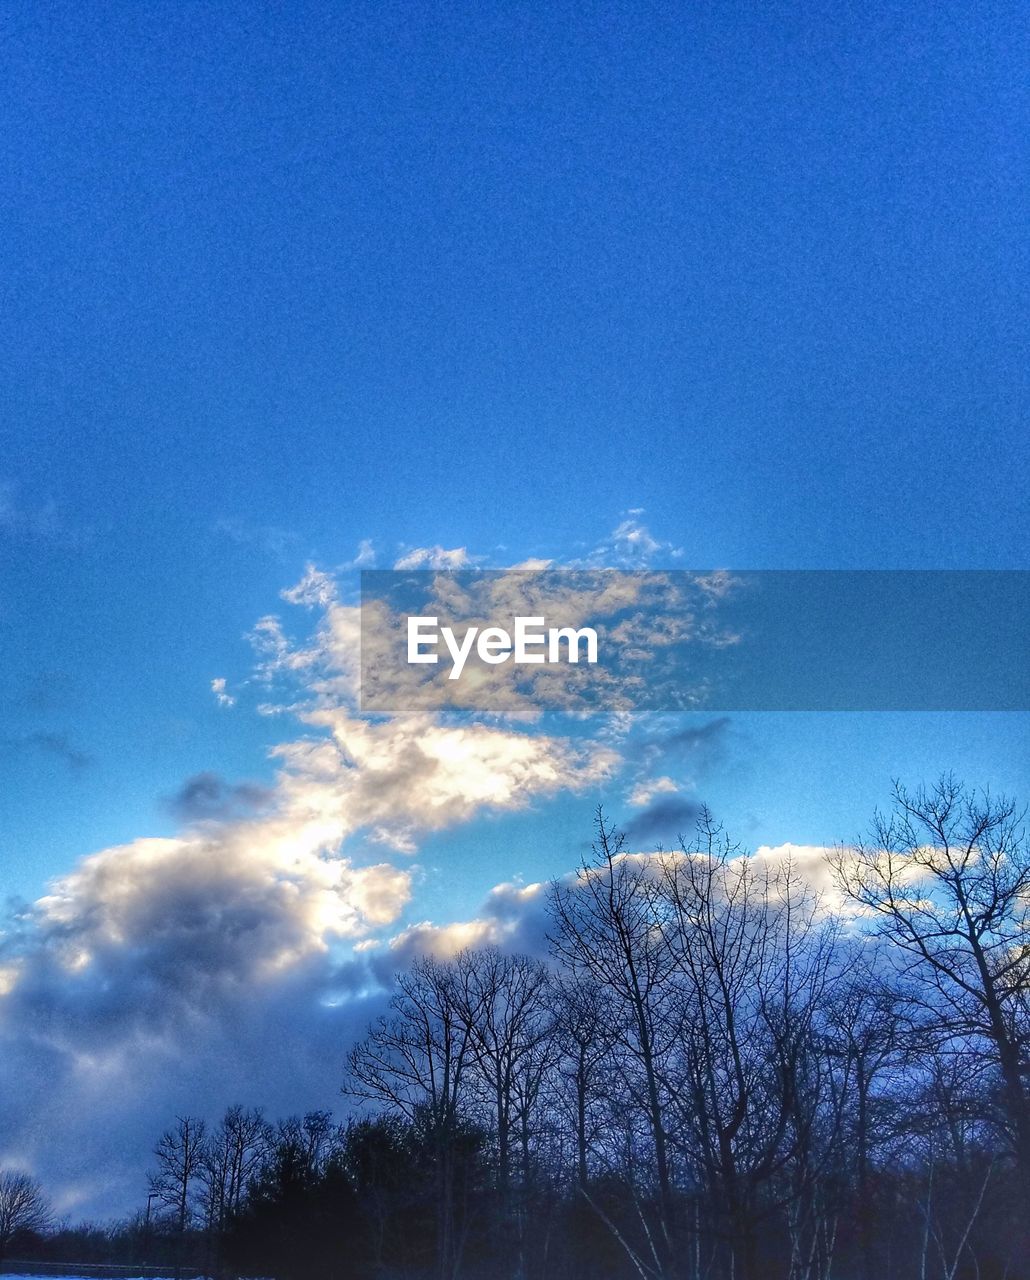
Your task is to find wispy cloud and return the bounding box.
[0,483,86,550]
[0,732,91,770]
[213,517,301,563]
[349,539,376,568]
[393,544,474,570]
[636,716,733,771]
[576,512,684,568]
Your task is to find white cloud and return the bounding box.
[210,677,235,708]
[370,846,846,985]
[393,544,473,570]
[0,802,413,1212]
[286,707,618,852]
[0,522,772,1218]
[578,513,684,568]
[375,881,551,972]
[349,538,376,568]
[281,563,339,608]
[0,550,632,1212]
[752,842,850,909]
[628,776,679,806]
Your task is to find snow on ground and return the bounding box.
[2,1273,205,1280]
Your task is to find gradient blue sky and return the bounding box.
[2,0,1029,1214]
[0,2,1023,911]
[2,2,1028,963]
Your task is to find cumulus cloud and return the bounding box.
[752,842,846,907]
[0,808,412,1211]
[0,554,627,1214]
[376,881,553,974]
[294,708,616,852]
[0,531,781,1218]
[357,841,844,990]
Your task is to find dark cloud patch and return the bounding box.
[165,772,273,823]
[482,884,553,955]
[0,821,407,1217]
[0,671,78,715]
[630,716,732,779]
[0,732,91,769]
[623,796,703,845]
[0,971,389,1219]
[657,717,731,753]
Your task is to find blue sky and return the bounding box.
[0,0,1027,1212]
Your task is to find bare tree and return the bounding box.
[552,975,618,1191]
[549,808,680,1278]
[835,777,1030,1220]
[0,1171,52,1263]
[819,949,908,1280]
[454,948,553,1196]
[323,782,1030,1280]
[452,948,555,1277]
[205,1105,270,1221]
[149,1115,207,1274]
[347,955,476,1280]
[657,816,840,1280]
[200,1105,271,1275]
[266,1111,342,1180]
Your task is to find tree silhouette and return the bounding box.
[0,1171,52,1264]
